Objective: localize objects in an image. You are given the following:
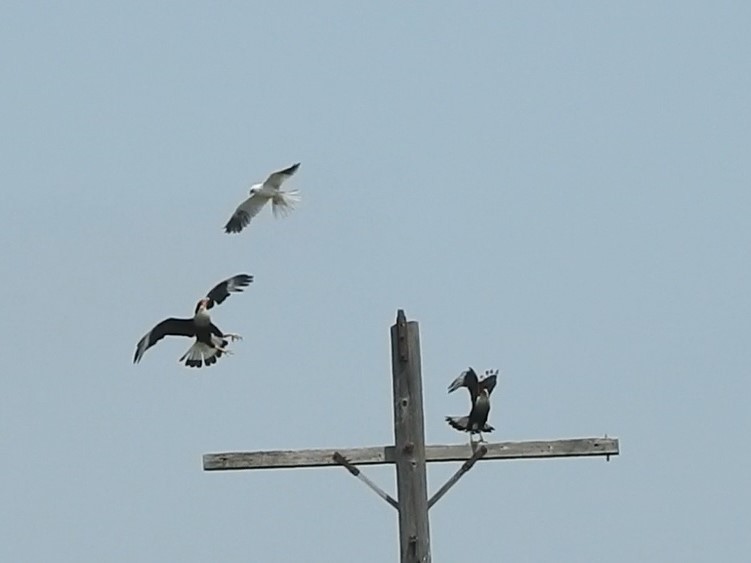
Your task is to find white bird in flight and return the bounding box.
[224,163,301,234]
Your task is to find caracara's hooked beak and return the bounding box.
[194,297,210,314]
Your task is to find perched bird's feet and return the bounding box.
[224,333,243,342]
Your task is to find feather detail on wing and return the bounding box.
[481,371,499,396]
[224,193,270,233]
[447,367,499,399]
[133,318,195,363]
[264,162,300,189]
[205,274,254,309]
[448,368,480,401]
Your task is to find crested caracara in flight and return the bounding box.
[224,163,301,234]
[445,368,499,442]
[133,274,253,368]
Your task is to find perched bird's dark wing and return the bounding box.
[205,274,254,309]
[447,368,480,402]
[264,162,300,189]
[481,374,498,396]
[133,318,195,363]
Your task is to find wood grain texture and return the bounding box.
[391,311,431,563]
[203,437,619,471]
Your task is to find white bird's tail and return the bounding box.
[271,189,301,218]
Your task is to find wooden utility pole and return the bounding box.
[204,310,619,563]
[391,310,431,563]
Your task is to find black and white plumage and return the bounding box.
[224,163,301,234]
[445,368,499,442]
[133,274,253,368]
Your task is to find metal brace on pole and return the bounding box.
[333,452,399,510]
[428,445,488,509]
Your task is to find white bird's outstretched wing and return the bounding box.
[263,162,300,189]
[224,193,270,233]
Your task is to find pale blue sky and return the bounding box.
[1,2,750,562]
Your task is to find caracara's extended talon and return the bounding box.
[224,333,243,342]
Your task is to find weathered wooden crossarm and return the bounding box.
[203,436,618,471]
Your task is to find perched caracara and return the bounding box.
[445,368,499,442]
[224,163,301,234]
[133,274,253,368]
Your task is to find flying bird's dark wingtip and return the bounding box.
[282,162,301,175]
[233,274,253,289]
[224,210,250,234]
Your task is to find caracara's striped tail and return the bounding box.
[179,336,229,368]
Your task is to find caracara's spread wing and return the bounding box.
[480,370,499,396]
[264,162,300,189]
[448,368,480,401]
[224,194,270,233]
[133,318,195,363]
[205,274,253,309]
